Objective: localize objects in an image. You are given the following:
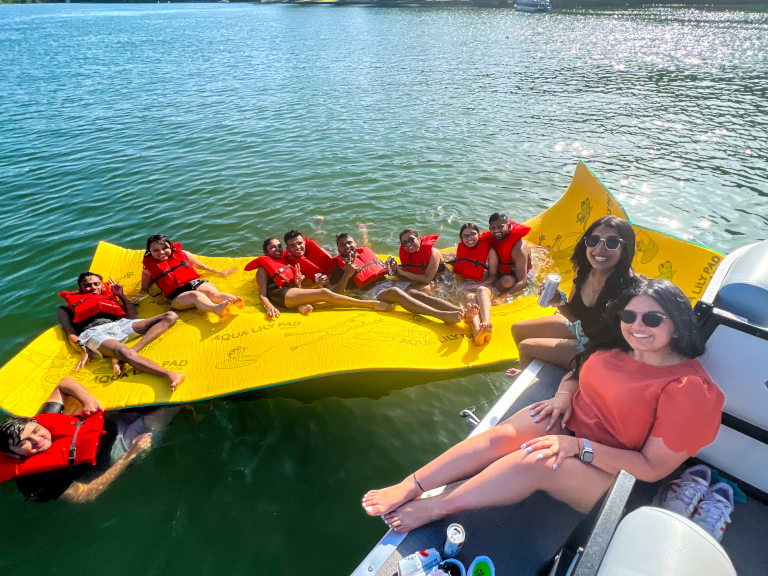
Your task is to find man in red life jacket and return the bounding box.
[0,377,180,503]
[57,272,185,392]
[483,212,532,301]
[329,233,468,324]
[282,229,337,288]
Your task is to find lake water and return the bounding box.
[0,3,766,575]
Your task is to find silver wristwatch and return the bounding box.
[580,438,594,464]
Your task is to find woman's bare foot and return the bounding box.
[214,300,231,318]
[474,321,493,346]
[383,497,444,533]
[437,309,464,324]
[362,475,422,516]
[232,296,245,309]
[112,358,125,377]
[371,301,394,312]
[299,304,313,316]
[505,367,521,379]
[464,303,480,323]
[168,372,186,392]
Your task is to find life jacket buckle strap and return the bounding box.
[455,257,488,270]
[153,262,187,282]
[68,421,84,467]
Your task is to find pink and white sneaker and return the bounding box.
[662,464,711,517]
[693,482,734,543]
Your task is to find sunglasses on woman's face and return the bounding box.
[584,235,624,250]
[618,309,670,328]
[400,236,418,247]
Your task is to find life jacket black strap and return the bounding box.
[68,421,84,467]
[271,265,294,284]
[152,261,189,282]
[400,262,427,271]
[455,257,488,270]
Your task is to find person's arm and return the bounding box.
[185,251,236,277]
[41,377,104,417]
[528,371,580,430]
[132,269,154,304]
[396,248,443,284]
[61,433,151,504]
[331,263,358,294]
[57,307,93,372]
[483,248,499,285]
[555,284,579,322]
[255,267,280,319]
[109,280,137,320]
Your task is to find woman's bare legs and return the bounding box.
[172,291,232,318]
[383,446,613,532]
[512,315,576,370]
[198,282,245,309]
[473,287,493,344]
[377,288,465,324]
[284,288,392,312]
[363,408,557,516]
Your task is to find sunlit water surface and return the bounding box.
[0,4,766,575]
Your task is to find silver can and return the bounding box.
[442,523,465,559]
[537,273,561,307]
[314,273,323,284]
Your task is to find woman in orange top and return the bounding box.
[361,279,724,532]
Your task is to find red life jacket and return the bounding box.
[479,221,532,276]
[244,256,297,288]
[333,247,388,289]
[399,234,439,275]
[59,284,125,324]
[282,239,336,278]
[453,241,491,281]
[142,243,201,299]
[0,412,105,484]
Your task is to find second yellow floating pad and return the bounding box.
[0,162,724,415]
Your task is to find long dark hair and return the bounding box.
[572,279,705,374]
[571,216,637,313]
[262,237,279,255]
[145,234,173,257]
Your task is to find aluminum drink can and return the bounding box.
[314,273,323,284]
[443,523,465,559]
[538,274,561,307]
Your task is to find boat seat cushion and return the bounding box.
[596,506,736,576]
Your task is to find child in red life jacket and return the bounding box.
[135,234,244,318]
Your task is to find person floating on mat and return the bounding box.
[58,272,185,391]
[449,223,499,345]
[134,234,244,318]
[509,216,641,374]
[0,377,181,503]
[329,232,474,325]
[362,279,724,533]
[392,228,447,288]
[247,236,391,319]
[479,212,532,304]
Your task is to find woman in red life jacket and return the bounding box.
[482,212,533,304]
[395,228,447,286]
[509,216,640,374]
[135,234,244,318]
[0,377,181,503]
[57,272,185,391]
[248,237,392,319]
[452,223,498,345]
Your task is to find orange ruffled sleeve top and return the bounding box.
[567,349,724,455]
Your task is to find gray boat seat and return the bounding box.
[596,507,736,576]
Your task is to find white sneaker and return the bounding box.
[662,464,711,517]
[693,482,734,543]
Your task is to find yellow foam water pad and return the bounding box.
[0,162,723,415]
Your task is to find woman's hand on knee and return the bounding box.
[528,394,573,431]
[521,435,579,469]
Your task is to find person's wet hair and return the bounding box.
[77,272,103,288]
[262,237,280,255]
[0,417,36,455]
[488,213,507,225]
[459,223,480,238]
[572,279,704,374]
[145,234,173,257]
[336,233,353,247]
[284,229,303,244]
[399,228,420,241]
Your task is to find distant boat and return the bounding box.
[515,0,551,12]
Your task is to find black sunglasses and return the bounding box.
[585,235,624,250]
[400,236,418,248]
[618,309,670,328]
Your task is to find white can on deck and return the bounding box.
[443,523,465,559]
[537,273,561,307]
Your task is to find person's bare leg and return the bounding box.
[519,338,580,371]
[383,447,613,532]
[363,408,553,516]
[173,291,231,317]
[112,312,178,376]
[143,405,182,431]
[512,315,573,369]
[377,288,464,324]
[475,287,493,344]
[284,288,391,311]
[99,340,186,392]
[198,282,244,309]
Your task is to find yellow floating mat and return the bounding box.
[0,162,724,416]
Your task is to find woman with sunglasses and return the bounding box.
[362,279,724,533]
[394,228,447,286]
[247,237,390,318]
[509,216,639,372]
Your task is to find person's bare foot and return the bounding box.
[232,296,245,309]
[474,321,493,346]
[372,301,394,312]
[383,497,444,533]
[505,367,521,379]
[464,303,480,323]
[362,475,422,516]
[214,300,231,318]
[438,309,464,324]
[299,304,313,316]
[168,372,186,392]
[112,358,125,377]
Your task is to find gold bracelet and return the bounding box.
[555,391,573,397]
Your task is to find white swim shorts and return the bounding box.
[77,319,142,356]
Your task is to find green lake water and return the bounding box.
[0,3,766,574]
